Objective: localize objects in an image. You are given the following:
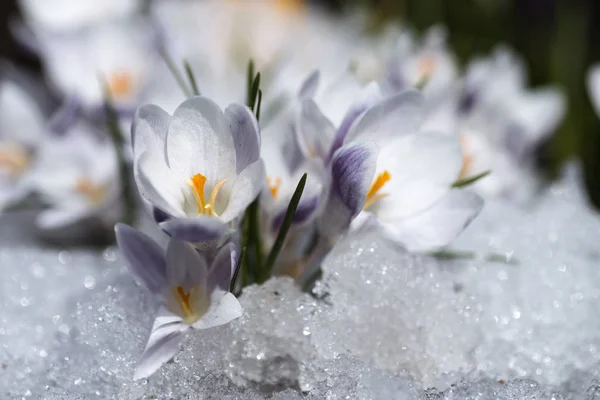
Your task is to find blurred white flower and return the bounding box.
[18,0,143,32]
[457,47,566,201]
[27,123,121,232]
[115,225,241,380]
[0,79,46,211]
[30,19,159,110]
[587,64,600,117]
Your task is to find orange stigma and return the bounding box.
[458,136,474,180]
[186,173,227,217]
[107,71,133,98]
[266,177,282,200]
[75,177,105,205]
[364,170,392,210]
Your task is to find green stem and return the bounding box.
[248,197,264,281]
[183,60,200,96]
[101,83,136,226]
[159,47,192,98]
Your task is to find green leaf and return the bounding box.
[431,250,519,265]
[262,173,307,281]
[230,245,246,294]
[250,72,261,111]
[159,47,192,98]
[183,60,200,96]
[452,170,491,188]
[246,59,255,106]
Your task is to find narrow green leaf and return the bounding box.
[255,89,263,121]
[230,246,246,293]
[452,170,491,188]
[431,250,518,265]
[250,72,261,111]
[159,47,192,98]
[246,59,255,106]
[183,60,200,96]
[263,173,307,281]
[248,197,263,278]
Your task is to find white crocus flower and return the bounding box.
[587,65,600,117]
[322,90,483,252]
[0,79,46,211]
[19,0,142,32]
[132,96,266,245]
[30,19,158,111]
[384,26,458,104]
[115,224,242,380]
[457,47,566,200]
[27,123,121,232]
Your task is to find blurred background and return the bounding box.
[0,0,599,207]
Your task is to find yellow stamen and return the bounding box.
[458,136,474,180]
[174,286,198,325]
[107,71,133,99]
[364,170,392,210]
[75,178,105,205]
[186,173,227,217]
[0,144,30,176]
[266,177,282,200]
[271,0,304,14]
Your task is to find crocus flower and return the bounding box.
[321,90,484,252]
[587,64,600,118]
[25,18,159,111]
[26,122,121,233]
[18,0,142,32]
[115,224,242,379]
[456,47,566,200]
[0,78,46,211]
[132,96,266,245]
[384,26,458,104]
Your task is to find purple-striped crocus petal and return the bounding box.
[225,103,261,174]
[344,89,424,147]
[48,97,80,135]
[326,105,368,163]
[330,142,379,217]
[271,194,319,233]
[131,104,171,161]
[298,70,320,100]
[115,223,167,294]
[382,190,484,253]
[207,242,236,294]
[159,216,230,243]
[133,308,186,380]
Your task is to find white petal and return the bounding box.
[345,90,424,147]
[225,103,261,173]
[512,87,566,143]
[135,152,186,218]
[166,97,235,185]
[372,132,462,219]
[134,308,186,380]
[296,99,336,159]
[588,65,600,117]
[192,292,242,330]
[132,104,171,162]
[166,239,208,289]
[380,190,483,252]
[219,159,266,223]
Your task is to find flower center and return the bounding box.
[107,71,133,99]
[417,55,437,84]
[458,136,474,180]
[271,0,303,15]
[266,176,282,200]
[0,142,30,177]
[186,173,227,217]
[75,178,106,205]
[173,286,201,325]
[364,170,392,210]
